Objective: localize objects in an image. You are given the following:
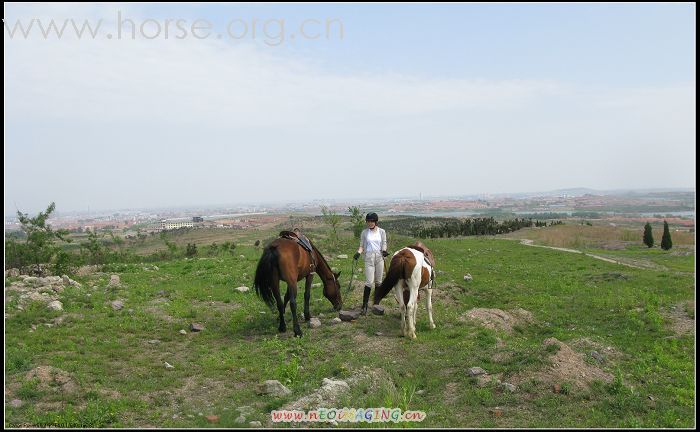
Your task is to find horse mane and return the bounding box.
[306,239,332,276]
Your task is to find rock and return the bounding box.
[179,329,187,335]
[164,362,175,369]
[501,383,516,393]
[321,378,350,396]
[147,339,161,345]
[590,351,605,363]
[235,415,246,424]
[309,318,321,328]
[330,317,342,325]
[249,421,262,427]
[6,268,20,277]
[51,285,64,294]
[206,415,220,423]
[47,301,63,311]
[375,332,383,336]
[62,275,71,285]
[9,399,23,408]
[339,310,360,322]
[239,255,246,259]
[235,286,250,293]
[258,380,291,397]
[468,367,487,377]
[190,323,205,332]
[337,254,348,259]
[552,383,561,394]
[416,389,425,395]
[464,274,473,281]
[237,406,254,416]
[111,300,124,311]
[371,305,385,315]
[108,275,120,287]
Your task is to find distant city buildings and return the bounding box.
[160,219,195,230]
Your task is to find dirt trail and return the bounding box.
[516,239,647,269]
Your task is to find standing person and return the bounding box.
[353,212,388,315]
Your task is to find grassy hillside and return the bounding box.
[4,226,695,428]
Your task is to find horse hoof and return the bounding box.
[429,323,436,329]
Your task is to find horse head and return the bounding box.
[323,271,343,311]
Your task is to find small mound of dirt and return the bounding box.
[460,308,534,333]
[510,338,613,389]
[665,301,695,336]
[25,366,79,394]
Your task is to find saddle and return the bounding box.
[280,230,317,271]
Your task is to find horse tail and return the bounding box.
[253,245,278,309]
[374,250,411,304]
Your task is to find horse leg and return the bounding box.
[396,285,407,338]
[407,286,419,339]
[426,287,436,329]
[288,282,303,337]
[274,276,286,333]
[303,274,313,322]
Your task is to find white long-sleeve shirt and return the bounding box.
[358,227,387,254]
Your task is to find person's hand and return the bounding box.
[382,250,389,258]
[354,252,360,260]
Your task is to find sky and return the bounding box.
[4,3,696,213]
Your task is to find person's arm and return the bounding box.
[358,229,365,254]
[354,230,365,260]
[381,228,387,252]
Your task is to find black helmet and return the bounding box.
[365,212,379,222]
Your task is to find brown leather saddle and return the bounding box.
[280,230,317,272]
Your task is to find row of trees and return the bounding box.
[414,217,539,238]
[643,221,673,250]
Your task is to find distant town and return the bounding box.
[4,188,695,235]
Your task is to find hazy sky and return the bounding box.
[4,3,696,213]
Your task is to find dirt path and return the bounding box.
[516,239,647,269]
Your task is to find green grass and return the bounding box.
[4,227,695,428]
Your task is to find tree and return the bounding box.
[660,220,673,250]
[348,206,364,239]
[185,243,198,257]
[83,229,106,265]
[11,202,71,275]
[321,206,341,242]
[643,222,654,248]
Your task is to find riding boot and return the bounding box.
[361,285,371,315]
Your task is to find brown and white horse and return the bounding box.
[374,242,436,339]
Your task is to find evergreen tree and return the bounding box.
[660,220,673,250]
[643,222,654,248]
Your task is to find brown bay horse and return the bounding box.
[253,235,342,337]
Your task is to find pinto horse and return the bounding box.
[374,242,436,339]
[253,235,342,337]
